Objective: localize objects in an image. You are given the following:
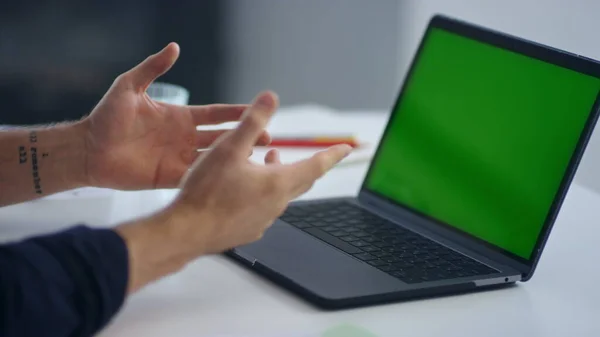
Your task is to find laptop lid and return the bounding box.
[359,15,600,280]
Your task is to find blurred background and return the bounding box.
[2,0,600,189]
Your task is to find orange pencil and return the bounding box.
[266,136,360,148]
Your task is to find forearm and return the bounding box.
[0,122,88,206]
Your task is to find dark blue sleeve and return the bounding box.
[0,225,129,337]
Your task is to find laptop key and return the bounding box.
[368,259,387,267]
[425,263,438,270]
[340,235,359,242]
[329,230,347,237]
[382,256,401,264]
[351,240,370,248]
[393,261,411,269]
[373,241,392,248]
[353,252,377,261]
[291,222,312,229]
[361,246,380,253]
[321,225,338,232]
[285,208,304,216]
[362,236,378,243]
[372,251,390,258]
[302,228,362,254]
[382,247,397,253]
[353,231,370,238]
[378,265,397,272]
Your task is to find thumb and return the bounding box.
[126,42,180,91]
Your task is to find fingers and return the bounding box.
[196,129,270,148]
[225,91,279,152]
[124,42,180,91]
[188,145,255,164]
[189,104,249,125]
[196,130,230,148]
[264,149,281,165]
[258,130,272,146]
[285,144,352,196]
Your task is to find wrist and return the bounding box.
[58,120,90,188]
[27,121,89,191]
[115,203,210,293]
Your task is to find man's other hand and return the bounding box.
[172,91,352,255]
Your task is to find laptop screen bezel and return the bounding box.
[359,14,600,278]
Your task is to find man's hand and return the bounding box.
[174,91,351,255]
[117,91,351,292]
[81,43,270,189]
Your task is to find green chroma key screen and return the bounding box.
[365,27,600,259]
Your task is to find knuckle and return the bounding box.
[113,73,130,87]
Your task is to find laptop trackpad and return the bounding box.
[235,221,407,300]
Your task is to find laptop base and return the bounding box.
[229,206,520,309]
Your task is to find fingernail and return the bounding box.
[255,92,277,108]
[157,42,178,55]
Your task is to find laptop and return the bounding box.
[228,14,600,309]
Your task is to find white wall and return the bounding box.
[397,0,600,192]
[221,0,402,110]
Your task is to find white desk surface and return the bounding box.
[1,106,599,337]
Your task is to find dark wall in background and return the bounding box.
[0,1,222,125]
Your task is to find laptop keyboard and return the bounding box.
[280,201,498,284]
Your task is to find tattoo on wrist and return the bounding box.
[19,146,27,164]
[28,131,43,194]
[31,147,42,194]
